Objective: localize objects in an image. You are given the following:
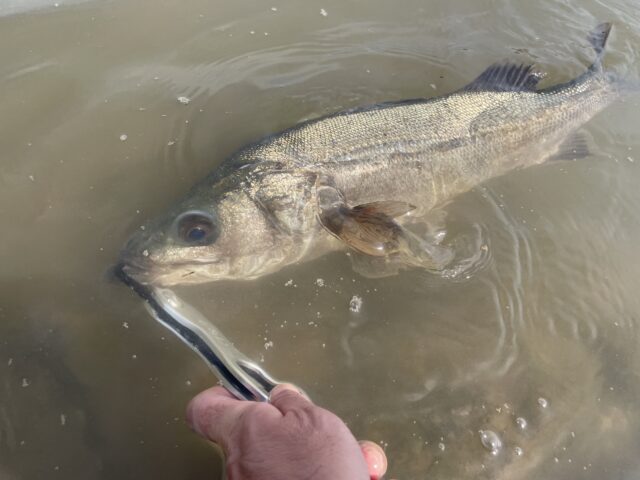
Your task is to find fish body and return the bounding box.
[120,23,619,286]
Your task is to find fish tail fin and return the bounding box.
[587,22,640,96]
[587,22,612,73]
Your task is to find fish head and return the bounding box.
[118,170,304,286]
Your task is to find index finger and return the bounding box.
[186,386,237,434]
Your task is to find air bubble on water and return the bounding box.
[349,295,363,313]
[270,6,277,11]
[515,417,527,429]
[177,96,191,105]
[537,397,549,409]
[284,279,293,287]
[315,278,325,287]
[438,442,445,451]
[479,430,502,455]
[132,354,137,359]
[320,8,328,16]
[119,134,128,141]
[264,341,274,350]
[514,446,523,456]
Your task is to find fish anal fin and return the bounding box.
[549,132,591,161]
[463,62,546,92]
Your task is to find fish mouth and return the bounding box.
[111,261,150,296]
[113,261,201,294]
[113,256,225,287]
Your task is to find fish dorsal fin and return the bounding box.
[463,63,545,92]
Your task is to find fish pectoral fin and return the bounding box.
[462,62,545,92]
[315,177,409,256]
[548,131,592,161]
[318,201,405,257]
[315,178,450,267]
[347,225,454,278]
[318,192,450,268]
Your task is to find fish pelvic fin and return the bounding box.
[462,62,546,93]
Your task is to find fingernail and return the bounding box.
[359,441,388,480]
[270,383,310,401]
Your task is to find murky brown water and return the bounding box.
[2,0,640,478]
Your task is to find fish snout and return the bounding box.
[115,231,163,284]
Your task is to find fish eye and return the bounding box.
[175,211,219,246]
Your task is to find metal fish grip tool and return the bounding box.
[115,265,279,401]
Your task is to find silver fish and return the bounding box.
[120,23,620,286]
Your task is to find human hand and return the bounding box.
[186,384,388,480]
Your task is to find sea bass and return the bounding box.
[120,23,620,286]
